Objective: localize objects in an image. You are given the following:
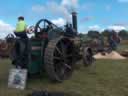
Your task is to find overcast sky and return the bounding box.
[0,0,128,38]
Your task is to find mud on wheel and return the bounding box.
[44,37,75,82]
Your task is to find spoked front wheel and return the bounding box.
[83,47,95,66]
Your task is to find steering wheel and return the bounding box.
[34,19,57,34]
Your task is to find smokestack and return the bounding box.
[72,12,77,32]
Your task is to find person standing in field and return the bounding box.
[108,30,120,50]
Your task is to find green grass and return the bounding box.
[0,59,128,96]
[0,44,128,96]
[96,60,128,96]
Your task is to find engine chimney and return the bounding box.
[72,12,77,33]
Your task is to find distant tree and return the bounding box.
[87,30,100,38]
[78,33,85,38]
[101,29,110,37]
[102,29,117,36]
[78,33,89,41]
[118,30,128,40]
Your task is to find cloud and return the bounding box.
[88,25,103,31]
[61,0,77,6]
[32,0,79,22]
[80,3,94,12]
[0,20,14,39]
[79,24,127,33]
[80,16,93,23]
[61,0,78,9]
[113,22,128,27]
[108,25,126,32]
[78,25,103,33]
[118,0,128,3]
[47,2,72,22]
[32,5,46,13]
[51,18,66,26]
[88,25,126,32]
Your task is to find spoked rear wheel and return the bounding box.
[44,37,75,82]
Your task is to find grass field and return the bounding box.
[0,59,128,96]
[0,44,128,96]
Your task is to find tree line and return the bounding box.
[79,29,128,40]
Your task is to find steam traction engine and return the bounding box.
[10,12,94,82]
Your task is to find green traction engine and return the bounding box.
[10,12,94,82]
